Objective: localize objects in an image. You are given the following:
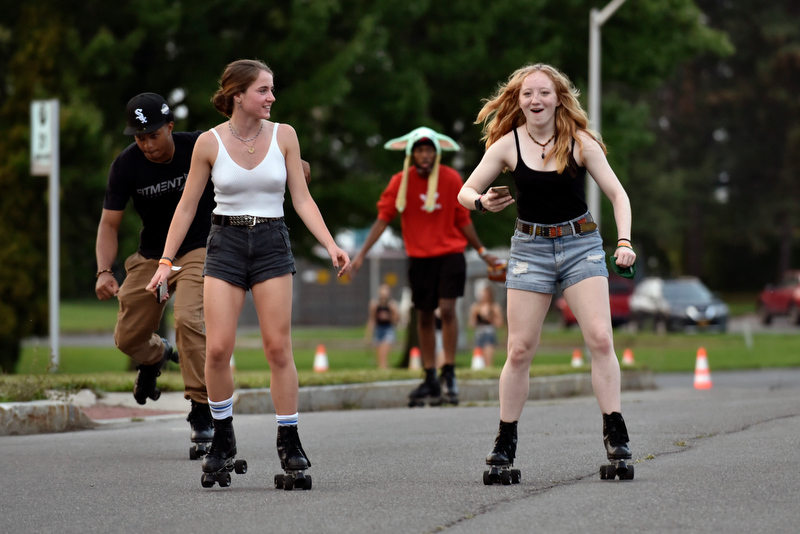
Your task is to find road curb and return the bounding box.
[0,370,654,436]
[0,400,96,436]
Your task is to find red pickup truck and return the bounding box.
[757,270,800,325]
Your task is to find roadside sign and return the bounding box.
[31,100,57,176]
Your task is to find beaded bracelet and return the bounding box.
[95,269,113,278]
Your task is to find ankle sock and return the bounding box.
[276,412,299,426]
[208,396,234,420]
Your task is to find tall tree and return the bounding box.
[0,0,729,371]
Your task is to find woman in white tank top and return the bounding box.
[148,59,350,490]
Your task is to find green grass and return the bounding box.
[4,297,796,403]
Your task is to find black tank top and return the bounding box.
[509,128,587,224]
[375,304,393,327]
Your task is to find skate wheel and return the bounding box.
[150,389,161,401]
[302,475,312,490]
[274,474,284,489]
[283,476,295,491]
[511,468,521,484]
[500,470,511,485]
[622,465,634,480]
[600,465,616,480]
[483,470,493,485]
[218,473,231,487]
[234,459,248,474]
[189,446,198,460]
[201,474,215,488]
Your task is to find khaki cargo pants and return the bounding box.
[115,248,207,403]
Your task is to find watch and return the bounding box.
[474,196,486,213]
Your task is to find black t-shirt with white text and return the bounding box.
[104,131,215,259]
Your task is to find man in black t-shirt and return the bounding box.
[95,93,214,459]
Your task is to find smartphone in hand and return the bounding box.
[490,186,511,198]
[156,281,168,303]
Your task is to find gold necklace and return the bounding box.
[527,128,555,160]
[229,121,263,154]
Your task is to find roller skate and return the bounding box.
[599,412,634,481]
[408,373,442,407]
[201,416,247,488]
[439,364,459,405]
[483,420,521,485]
[187,400,214,460]
[274,425,312,490]
[133,337,179,405]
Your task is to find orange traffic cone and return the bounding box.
[471,347,486,370]
[313,344,329,373]
[408,347,422,370]
[622,348,635,366]
[694,347,712,390]
[571,348,584,368]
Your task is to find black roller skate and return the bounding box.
[274,425,312,490]
[599,412,634,481]
[187,400,214,460]
[201,416,247,488]
[439,364,459,405]
[483,420,521,485]
[408,375,442,407]
[133,337,179,405]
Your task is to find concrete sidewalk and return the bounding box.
[0,370,654,436]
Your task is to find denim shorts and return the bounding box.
[474,325,497,347]
[373,324,396,345]
[203,217,296,290]
[505,212,608,294]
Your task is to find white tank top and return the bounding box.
[209,122,286,217]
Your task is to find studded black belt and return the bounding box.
[211,214,283,227]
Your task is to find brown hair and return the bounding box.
[211,59,273,117]
[475,63,606,174]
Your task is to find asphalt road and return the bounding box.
[3,369,800,534]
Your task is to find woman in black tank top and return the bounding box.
[457,63,637,483]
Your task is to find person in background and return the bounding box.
[469,284,504,367]
[365,283,401,369]
[95,92,214,458]
[458,63,636,481]
[351,127,499,406]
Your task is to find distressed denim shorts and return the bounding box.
[204,218,296,291]
[505,212,608,294]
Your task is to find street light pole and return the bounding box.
[587,0,627,231]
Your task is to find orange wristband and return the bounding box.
[158,258,173,268]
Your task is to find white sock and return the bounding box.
[209,396,234,420]
[276,412,298,426]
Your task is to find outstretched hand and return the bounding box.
[328,245,352,278]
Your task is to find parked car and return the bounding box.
[757,270,800,325]
[629,276,729,333]
[554,274,635,328]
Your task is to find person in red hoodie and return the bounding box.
[352,127,498,406]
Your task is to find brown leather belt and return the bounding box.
[515,216,597,238]
[212,214,283,227]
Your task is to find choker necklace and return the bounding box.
[229,120,263,154]
[527,128,555,159]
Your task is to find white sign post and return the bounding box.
[31,100,60,372]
